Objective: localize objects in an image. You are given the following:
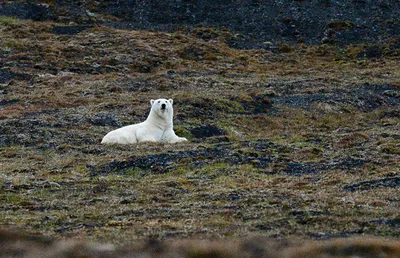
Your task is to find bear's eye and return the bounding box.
[158,101,160,103]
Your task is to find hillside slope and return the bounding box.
[0,11,399,257]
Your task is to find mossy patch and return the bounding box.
[214,99,244,113]
[0,16,22,26]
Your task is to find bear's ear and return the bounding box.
[150,99,155,105]
[168,99,173,105]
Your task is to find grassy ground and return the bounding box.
[0,16,399,251]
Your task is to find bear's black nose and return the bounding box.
[161,103,166,109]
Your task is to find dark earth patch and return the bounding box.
[89,114,121,127]
[282,157,366,176]
[190,124,226,138]
[0,3,54,21]
[0,115,97,147]
[357,45,384,59]
[0,69,32,83]
[52,26,90,35]
[1,1,399,47]
[343,176,400,192]
[0,99,19,107]
[240,95,274,114]
[117,77,155,92]
[283,162,319,175]
[88,148,230,176]
[177,99,220,119]
[272,93,339,110]
[100,0,400,48]
[271,84,400,111]
[372,218,400,228]
[165,70,216,78]
[380,110,400,119]
[89,142,276,176]
[89,141,368,177]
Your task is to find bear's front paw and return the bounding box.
[170,137,187,143]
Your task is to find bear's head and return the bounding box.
[150,98,174,121]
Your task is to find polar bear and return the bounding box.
[101,99,187,144]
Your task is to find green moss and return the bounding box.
[73,165,89,174]
[192,162,232,178]
[214,99,244,113]
[1,193,26,204]
[125,168,145,177]
[0,16,22,26]
[173,126,192,140]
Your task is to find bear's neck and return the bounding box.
[147,110,173,127]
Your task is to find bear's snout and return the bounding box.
[161,103,166,109]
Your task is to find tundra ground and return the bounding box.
[0,17,399,256]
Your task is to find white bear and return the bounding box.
[101,98,187,144]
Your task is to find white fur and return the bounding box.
[101,98,187,144]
